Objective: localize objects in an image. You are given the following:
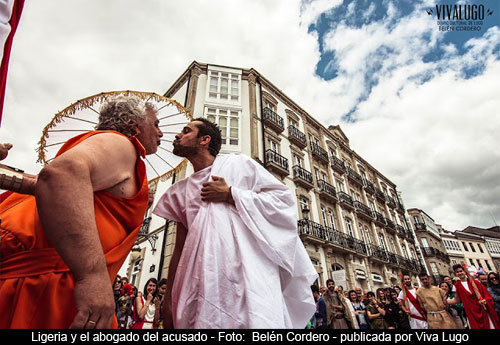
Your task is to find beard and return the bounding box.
[173,143,199,157]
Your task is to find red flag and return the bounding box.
[0,0,25,126]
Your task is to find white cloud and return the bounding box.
[0,0,498,230]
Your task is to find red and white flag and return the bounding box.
[0,0,24,126]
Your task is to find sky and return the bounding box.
[0,0,498,231]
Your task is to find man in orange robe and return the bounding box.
[0,95,163,329]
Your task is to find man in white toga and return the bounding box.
[398,272,428,329]
[153,118,317,329]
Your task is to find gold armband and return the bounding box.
[0,165,24,192]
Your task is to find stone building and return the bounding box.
[119,61,425,291]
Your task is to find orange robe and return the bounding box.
[0,131,149,329]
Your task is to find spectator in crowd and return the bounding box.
[116,295,134,329]
[319,286,327,295]
[377,288,395,329]
[365,291,387,329]
[322,279,348,329]
[355,287,365,304]
[440,281,466,329]
[416,273,456,329]
[487,272,500,322]
[448,264,500,329]
[348,290,369,329]
[154,278,168,329]
[132,278,160,329]
[113,275,123,314]
[443,276,453,285]
[393,286,401,296]
[389,288,410,329]
[478,273,489,288]
[311,285,327,329]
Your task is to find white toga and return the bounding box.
[154,154,317,329]
[398,288,428,329]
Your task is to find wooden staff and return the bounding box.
[398,272,410,313]
[461,262,487,310]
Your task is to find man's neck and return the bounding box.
[189,153,216,172]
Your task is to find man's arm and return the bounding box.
[35,133,138,329]
[0,163,37,195]
[163,222,188,329]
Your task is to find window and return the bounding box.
[289,118,298,128]
[421,237,429,247]
[208,70,240,102]
[470,243,476,252]
[345,218,354,237]
[430,262,439,275]
[336,180,344,193]
[131,259,142,286]
[321,206,328,226]
[206,107,239,146]
[485,260,492,271]
[462,242,469,251]
[451,259,457,265]
[267,138,278,152]
[328,209,336,229]
[329,147,336,158]
[293,154,303,167]
[299,197,309,218]
[378,234,386,250]
[478,244,484,253]
[413,215,420,224]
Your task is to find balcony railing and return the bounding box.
[288,125,307,148]
[298,219,366,254]
[346,167,364,186]
[330,155,346,173]
[373,211,386,225]
[338,191,354,208]
[138,216,152,236]
[265,149,289,176]
[310,142,329,163]
[385,218,396,231]
[298,219,422,272]
[375,188,386,202]
[414,223,426,231]
[354,201,373,219]
[364,180,375,194]
[263,107,284,132]
[387,196,397,208]
[422,247,450,261]
[292,165,313,188]
[317,179,337,202]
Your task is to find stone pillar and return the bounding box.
[247,71,259,160]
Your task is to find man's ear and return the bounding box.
[199,135,211,147]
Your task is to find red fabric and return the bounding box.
[122,283,134,297]
[454,279,500,329]
[0,0,25,125]
[0,131,149,328]
[404,286,426,321]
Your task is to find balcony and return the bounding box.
[375,188,386,202]
[368,244,389,262]
[292,165,314,190]
[414,222,427,231]
[310,142,329,164]
[346,167,364,187]
[373,211,387,226]
[298,219,367,255]
[385,218,396,233]
[138,216,152,237]
[364,180,375,194]
[317,179,337,204]
[330,156,346,174]
[354,201,373,221]
[422,247,450,261]
[265,150,289,177]
[338,191,354,210]
[263,107,284,133]
[288,125,307,148]
[387,196,397,209]
[396,201,405,214]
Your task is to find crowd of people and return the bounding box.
[310,268,500,330]
[112,275,168,329]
